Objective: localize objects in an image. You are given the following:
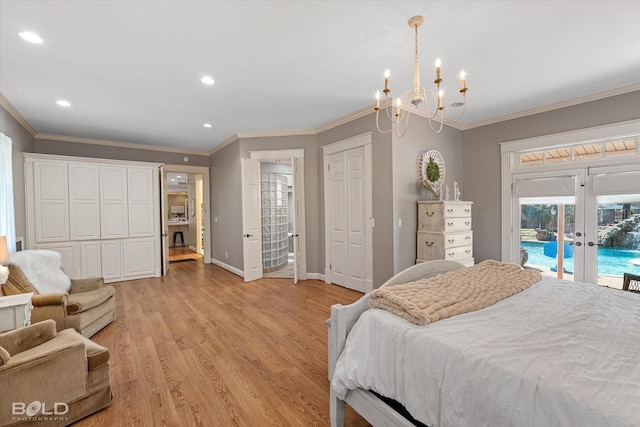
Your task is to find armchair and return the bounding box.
[0,320,112,426]
[1,251,115,338]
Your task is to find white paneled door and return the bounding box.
[242,159,263,282]
[325,145,368,293]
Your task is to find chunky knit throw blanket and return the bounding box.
[369,260,541,325]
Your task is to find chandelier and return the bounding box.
[374,15,468,135]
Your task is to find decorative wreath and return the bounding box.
[418,150,445,199]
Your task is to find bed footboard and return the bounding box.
[327,260,465,427]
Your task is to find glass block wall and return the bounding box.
[261,173,289,273]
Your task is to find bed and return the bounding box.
[327,260,640,427]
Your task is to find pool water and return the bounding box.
[521,241,640,276]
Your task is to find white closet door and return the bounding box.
[80,241,101,278]
[34,241,79,279]
[100,166,129,239]
[34,161,69,242]
[345,147,366,292]
[127,167,154,237]
[328,152,347,287]
[69,163,100,240]
[101,240,122,281]
[123,238,155,277]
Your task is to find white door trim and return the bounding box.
[323,133,373,293]
[163,164,211,264]
[248,149,307,281]
[500,119,640,266]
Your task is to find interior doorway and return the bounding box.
[166,172,204,263]
[161,164,211,274]
[242,149,307,284]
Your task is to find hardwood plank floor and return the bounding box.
[75,262,371,426]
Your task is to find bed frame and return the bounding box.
[327,260,466,427]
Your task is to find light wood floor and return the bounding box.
[75,261,371,426]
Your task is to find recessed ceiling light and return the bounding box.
[18,31,43,44]
[201,76,215,85]
[203,123,212,128]
[56,100,71,107]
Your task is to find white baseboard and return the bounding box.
[211,259,244,277]
[306,273,325,281]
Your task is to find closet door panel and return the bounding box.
[34,241,80,279]
[34,161,69,242]
[101,240,122,281]
[69,163,101,240]
[80,241,102,278]
[127,168,154,237]
[100,166,129,239]
[123,238,155,277]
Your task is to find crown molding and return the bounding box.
[35,133,210,156]
[460,83,640,131]
[0,93,37,137]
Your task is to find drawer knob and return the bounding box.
[448,252,455,257]
[446,209,453,213]
[465,221,470,225]
[465,208,470,213]
[425,242,434,247]
[447,222,454,227]
[465,236,471,240]
[426,212,435,217]
[448,239,455,244]
[465,249,471,254]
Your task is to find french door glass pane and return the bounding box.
[520,203,576,280]
[595,200,640,288]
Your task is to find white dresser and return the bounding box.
[416,201,474,267]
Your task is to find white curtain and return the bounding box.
[0,132,16,253]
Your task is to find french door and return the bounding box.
[513,166,640,287]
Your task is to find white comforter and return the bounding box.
[332,277,640,427]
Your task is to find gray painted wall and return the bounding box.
[391,118,463,273]
[210,141,243,268]
[1,105,35,244]
[462,90,640,262]
[35,137,211,166]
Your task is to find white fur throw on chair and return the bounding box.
[9,250,71,294]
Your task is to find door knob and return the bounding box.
[575,242,582,246]
[575,232,582,237]
[588,242,596,246]
[243,234,253,238]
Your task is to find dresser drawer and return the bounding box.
[444,245,473,261]
[417,231,473,261]
[443,217,472,231]
[418,202,472,230]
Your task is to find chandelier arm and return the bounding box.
[427,111,445,133]
[375,110,393,134]
[425,89,441,120]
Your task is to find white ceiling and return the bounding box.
[1,1,639,154]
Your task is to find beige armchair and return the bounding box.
[0,320,112,426]
[2,257,115,338]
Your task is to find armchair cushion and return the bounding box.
[57,329,110,370]
[70,277,105,293]
[0,319,58,356]
[67,286,114,314]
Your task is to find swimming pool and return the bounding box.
[521,241,640,276]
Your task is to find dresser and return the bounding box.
[416,201,474,267]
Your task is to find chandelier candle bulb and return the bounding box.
[460,71,466,91]
[375,91,381,110]
[438,90,444,110]
[435,58,442,84]
[395,97,402,116]
[384,70,390,93]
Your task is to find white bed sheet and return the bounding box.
[332,277,640,427]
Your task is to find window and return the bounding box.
[0,132,16,253]
[519,138,637,166]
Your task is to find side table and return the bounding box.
[0,293,34,332]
